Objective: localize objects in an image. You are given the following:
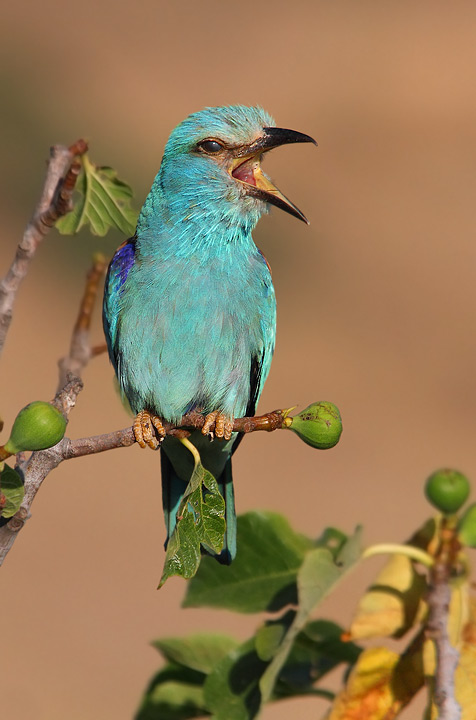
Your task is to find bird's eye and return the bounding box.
[198,139,224,154]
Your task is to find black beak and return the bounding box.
[233,127,317,224]
[261,127,317,151]
[234,127,317,157]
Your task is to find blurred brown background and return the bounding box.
[1,1,476,718]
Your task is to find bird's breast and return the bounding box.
[116,247,276,421]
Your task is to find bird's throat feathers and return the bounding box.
[136,159,266,257]
[135,105,278,257]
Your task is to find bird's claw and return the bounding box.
[202,411,234,441]
[134,410,166,449]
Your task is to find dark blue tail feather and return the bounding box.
[160,451,236,564]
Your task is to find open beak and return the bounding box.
[229,127,317,224]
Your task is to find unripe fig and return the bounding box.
[458,503,476,547]
[424,469,470,515]
[284,401,342,449]
[3,401,66,454]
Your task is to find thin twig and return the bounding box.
[0,242,102,565]
[90,342,108,357]
[0,140,88,359]
[57,252,107,389]
[0,402,288,565]
[425,519,461,719]
[62,407,287,458]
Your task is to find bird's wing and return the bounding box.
[246,353,265,418]
[232,247,275,442]
[102,238,137,371]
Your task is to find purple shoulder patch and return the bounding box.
[113,239,136,289]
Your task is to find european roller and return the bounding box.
[103,105,315,563]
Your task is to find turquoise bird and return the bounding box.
[103,105,315,563]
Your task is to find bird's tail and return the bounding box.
[160,450,237,564]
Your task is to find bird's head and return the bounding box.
[153,105,316,229]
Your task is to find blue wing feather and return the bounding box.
[103,238,137,372]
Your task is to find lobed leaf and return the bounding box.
[55,154,138,237]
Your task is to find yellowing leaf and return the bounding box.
[448,579,471,647]
[349,553,427,640]
[56,154,138,236]
[327,637,424,720]
[456,643,476,720]
[455,596,476,719]
[423,581,471,679]
[423,587,475,719]
[423,637,437,679]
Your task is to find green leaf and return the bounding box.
[159,461,226,586]
[256,615,360,695]
[183,464,226,555]
[0,464,24,518]
[302,619,362,667]
[255,621,289,662]
[135,662,207,720]
[203,638,267,720]
[259,527,363,703]
[183,511,315,613]
[55,154,138,237]
[201,618,353,719]
[316,527,350,558]
[278,619,361,693]
[153,633,239,674]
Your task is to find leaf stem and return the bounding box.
[362,543,434,567]
[180,436,201,466]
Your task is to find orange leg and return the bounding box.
[202,411,234,441]
[133,410,166,449]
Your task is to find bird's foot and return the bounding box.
[133,410,166,449]
[202,411,234,441]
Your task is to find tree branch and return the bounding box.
[0,374,84,565]
[0,139,88,358]
[0,395,288,566]
[57,252,107,389]
[425,519,461,719]
[61,407,287,459]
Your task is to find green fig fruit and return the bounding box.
[284,401,342,449]
[457,503,476,547]
[424,469,470,515]
[3,401,66,454]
